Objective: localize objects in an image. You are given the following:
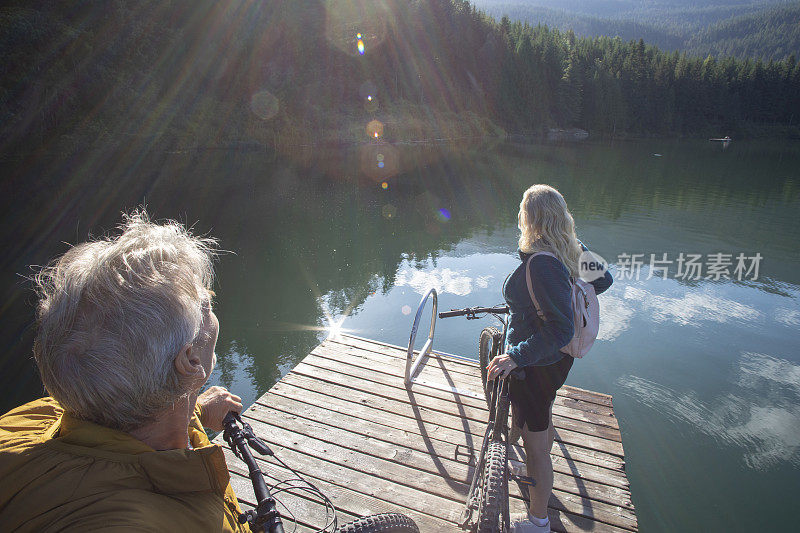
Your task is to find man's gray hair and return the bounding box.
[33,211,217,431]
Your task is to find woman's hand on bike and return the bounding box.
[486,354,519,380]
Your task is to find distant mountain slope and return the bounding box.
[472,0,799,59]
[686,4,800,59]
[1,0,798,153]
[472,0,787,25]
[472,5,686,51]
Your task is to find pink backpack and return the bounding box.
[525,252,600,358]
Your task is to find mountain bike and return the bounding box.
[437,305,528,533]
[223,411,420,533]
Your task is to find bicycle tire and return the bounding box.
[478,326,502,407]
[337,513,420,533]
[476,440,509,533]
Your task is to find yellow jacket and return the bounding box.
[0,397,249,532]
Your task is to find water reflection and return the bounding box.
[395,258,495,297]
[1,138,799,530]
[1,140,798,415]
[623,283,762,326]
[617,350,800,471]
[595,294,634,341]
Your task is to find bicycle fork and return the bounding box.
[458,378,537,531]
[458,422,494,530]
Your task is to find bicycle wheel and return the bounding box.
[478,326,502,407]
[476,440,509,533]
[337,513,420,533]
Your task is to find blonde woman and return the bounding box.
[487,184,613,533]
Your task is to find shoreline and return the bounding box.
[3,128,799,162]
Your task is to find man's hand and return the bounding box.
[486,353,519,380]
[197,386,243,431]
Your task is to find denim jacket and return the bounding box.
[502,240,613,367]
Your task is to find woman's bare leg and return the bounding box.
[521,415,554,520]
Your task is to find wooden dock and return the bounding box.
[214,334,637,532]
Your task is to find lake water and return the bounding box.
[1,139,798,531]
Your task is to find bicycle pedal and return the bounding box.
[511,474,537,487]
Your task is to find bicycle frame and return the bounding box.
[438,306,517,532]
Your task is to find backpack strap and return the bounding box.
[525,251,573,321]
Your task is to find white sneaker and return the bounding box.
[510,513,550,533]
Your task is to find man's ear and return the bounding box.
[174,343,205,380]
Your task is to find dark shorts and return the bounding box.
[509,354,574,432]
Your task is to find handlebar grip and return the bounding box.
[438,310,464,318]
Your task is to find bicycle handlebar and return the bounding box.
[438,306,509,319]
[223,411,284,533]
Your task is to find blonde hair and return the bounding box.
[518,184,582,278]
[33,210,217,431]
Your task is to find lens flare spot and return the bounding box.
[382,204,397,219]
[437,208,452,221]
[401,305,412,315]
[249,91,279,121]
[377,153,384,162]
[381,181,389,189]
[366,120,384,140]
[378,161,384,168]
[367,95,373,101]
[359,143,399,182]
[325,2,389,57]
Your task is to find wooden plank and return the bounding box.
[235,472,633,533]
[248,399,633,510]
[266,378,629,482]
[290,361,626,451]
[228,469,357,532]
[307,345,620,430]
[220,336,637,532]
[294,358,622,445]
[276,371,627,466]
[325,338,618,419]
[257,388,630,492]
[233,456,630,533]
[306,348,620,439]
[340,335,616,406]
[224,419,467,522]
[312,341,619,421]
[240,410,638,531]
[332,335,615,408]
[522,498,634,533]
[225,450,452,532]
[298,356,621,466]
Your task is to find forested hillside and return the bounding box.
[474,0,800,60]
[2,0,799,158]
[686,4,800,59]
[469,5,686,51]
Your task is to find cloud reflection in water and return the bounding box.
[395,266,493,297]
[623,285,761,326]
[617,351,800,470]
